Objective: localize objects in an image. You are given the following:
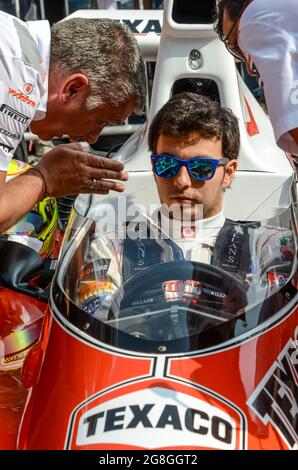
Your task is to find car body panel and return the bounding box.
[18,302,297,450]
[16,0,298,451]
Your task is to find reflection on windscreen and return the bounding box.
[55,203,297,350]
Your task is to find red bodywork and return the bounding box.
[0,289,46,449]
[18,304,298,450]
[0,230,63,449]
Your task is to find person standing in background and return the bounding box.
[0,0,15,15]
[92,0,118,9]
[214,0,298,156]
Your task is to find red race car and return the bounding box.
[5,0,298,451]
[17,196,298,450]
[0,160,61,449]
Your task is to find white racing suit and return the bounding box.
[0,11,50,171]
[77,212,295,320]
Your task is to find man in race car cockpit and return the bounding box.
[77,92,294,320]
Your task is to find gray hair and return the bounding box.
[50,18,146,112]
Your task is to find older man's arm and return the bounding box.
[0,143,128,233]
[290,128,298,148]
[0,170,44,233]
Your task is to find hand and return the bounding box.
[35,143,128,197]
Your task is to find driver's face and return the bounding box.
[155,133,237,219]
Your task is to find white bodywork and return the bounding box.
[67,1,296,221]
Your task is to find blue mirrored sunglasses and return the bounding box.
[151,154,229,181]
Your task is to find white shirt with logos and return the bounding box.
[239,0,298,155]
[0,11,50,171]
[157,211,225,263]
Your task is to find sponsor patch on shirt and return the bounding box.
[280,245,293,261]
[0,104,29,125]
[181,225,196,239]
[279,238,294,261]
[23,83,33,95]
[78,279,113,316]
[163,279,202,303]
[267,272,289,287]
[0,143,13,154]
[0,127,20,140]
[8,87,36,108]
[80,259,111,281]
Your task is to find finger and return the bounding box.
[84,180,126,192]
[96,180,126,192]
[57,142,85,152]
[80,189,110,195]
[85,154,125,172]
[88,169,128,181]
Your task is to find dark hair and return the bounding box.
[214,0,249,41]
[148,92,240,160]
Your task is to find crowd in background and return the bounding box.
[0,0,164,23]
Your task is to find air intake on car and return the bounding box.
[172,0,216,25]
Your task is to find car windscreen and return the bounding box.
[52,202,297,354]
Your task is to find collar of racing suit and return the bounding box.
[153,210,226,263]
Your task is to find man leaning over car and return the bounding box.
[0,10,145,233]
[214,0,298,156]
